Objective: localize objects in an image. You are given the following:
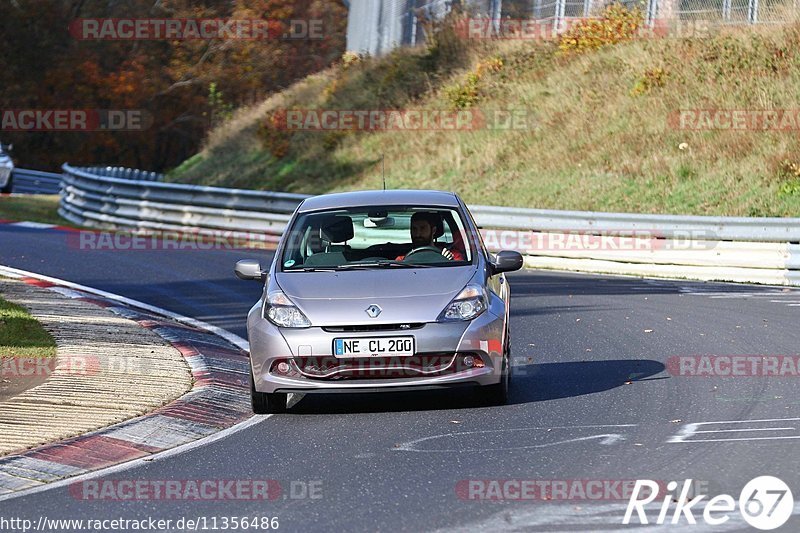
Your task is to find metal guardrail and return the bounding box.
[59,163,800,286]
[60,164,307,242]
[471,207,800,285]
[10,166,165,195]
[470,205,800,242]
[76,166,164,182]
[10,168,62,194]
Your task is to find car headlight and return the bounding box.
[439,284,488,322]
[264,290,311,328]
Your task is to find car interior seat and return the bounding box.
[304,215,354,266]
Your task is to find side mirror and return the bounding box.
[492,250,523,274]
[235,259,264,281]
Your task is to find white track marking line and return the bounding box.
[0,415,270,503]
[683,417,800,424]
[394,424,637,453]
[0,264,270,503]
[693,427,795,433]
[10,222,56,229]
[0,264,248,351]
[669,417,800,443]
[678,436,800,443]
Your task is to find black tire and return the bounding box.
[0,175,12,194]
[476,333,510,406]
[251,372,287,414]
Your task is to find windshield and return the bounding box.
[280,205,474,271]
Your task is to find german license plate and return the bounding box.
[333,336,415,358]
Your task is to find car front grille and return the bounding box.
[322,323,425,333]
[292,353,466,380]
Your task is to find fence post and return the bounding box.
[748,0,759,22]
[556,0,565,33]
[408,9,417,46]
[489,0,502,36]
[723,0,732,20]
[646,0,658,26]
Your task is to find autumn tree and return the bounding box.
[0,0,347,171]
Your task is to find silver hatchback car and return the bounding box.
[0,143,14,193]
[235,190,523,413]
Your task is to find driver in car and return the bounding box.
[396,212,465,261]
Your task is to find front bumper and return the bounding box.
[0,167,11,188]
[247,305,506,394]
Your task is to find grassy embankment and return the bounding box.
[170,9,800,217]
[0,291,56,398]
[0,195,65,225]
[0,294,55,359]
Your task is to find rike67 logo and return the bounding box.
[623,476,793,530]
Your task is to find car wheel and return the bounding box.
[476,334,510,406]
[0,175,12,194]
[251,371,287,414]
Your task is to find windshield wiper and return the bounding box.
[286,267,338,272]
[287,262,436,272]
[335,261,433,270]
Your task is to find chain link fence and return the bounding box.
[346,0,457,55]
[345,0,798,54]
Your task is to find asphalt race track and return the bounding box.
[2,224,800,531]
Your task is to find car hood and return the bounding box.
[275,266,476,326]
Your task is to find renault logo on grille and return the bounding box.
[365,305,382,318]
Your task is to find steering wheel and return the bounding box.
[404,245,445,260]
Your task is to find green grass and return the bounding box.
[0,293,56,359]
[168,17,800,217]
[0,195,71,226]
